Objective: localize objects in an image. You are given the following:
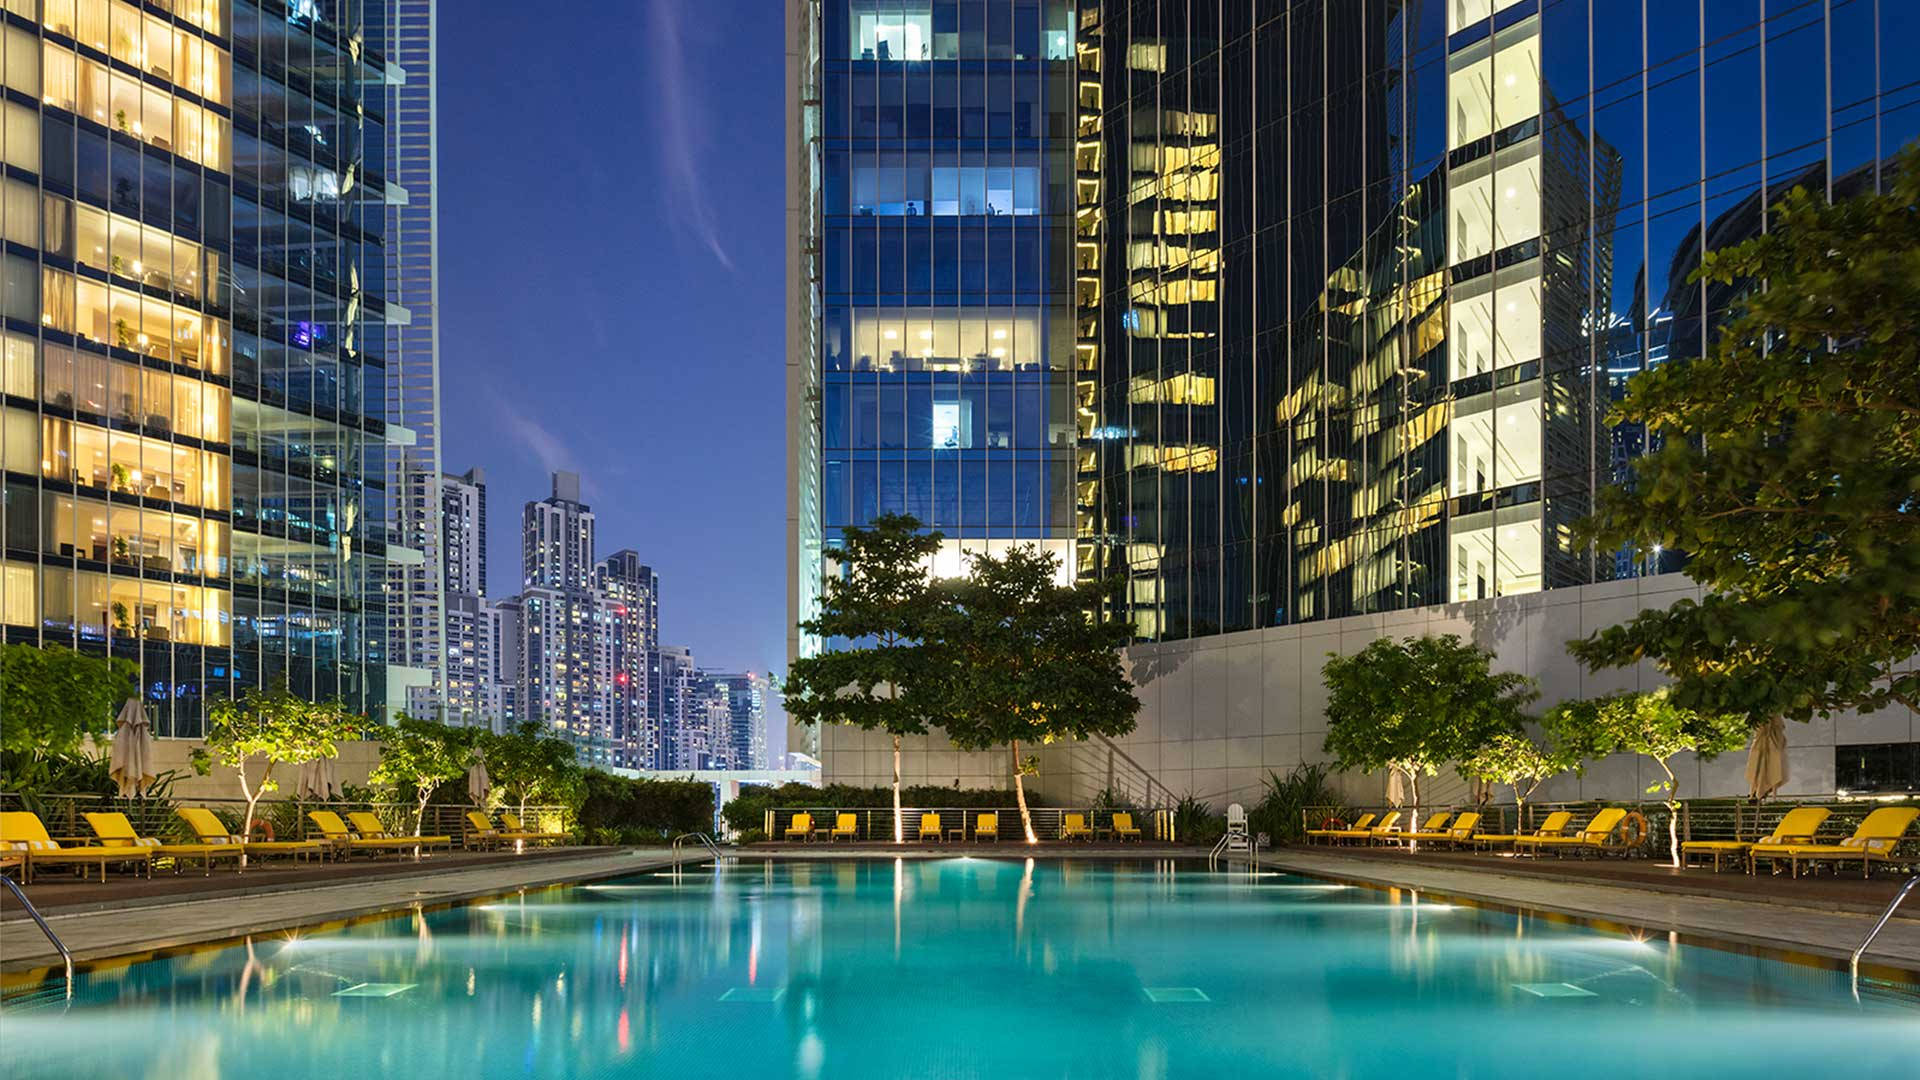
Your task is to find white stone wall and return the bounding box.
[809,574,1918,809]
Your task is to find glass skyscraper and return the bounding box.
[2,0,400,733]
[791,0,1920,800]
[787,0,1080,761]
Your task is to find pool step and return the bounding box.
[1854,977,1920,1009]
[0,983,71,1013]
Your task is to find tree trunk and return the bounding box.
[892,733,904,844]
[1659,760,1680,867]
[415,790,429,837]
[238,759,272,869]
[1010,740,1037,844]
[1407,768,1421,852]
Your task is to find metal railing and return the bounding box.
[759,806,1179,843]
[672,832,727,862]
[1298,796,1920,858]
[2,875,72,996]
[1851,875,1919,978]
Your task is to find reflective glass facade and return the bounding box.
[1,0,397,732]
[1073,0,1919,641]
[803,0,1080,582]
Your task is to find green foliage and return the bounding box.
[0,644,139,794]
[1090,786,1136,810]
[1458,732,1577,813]
[1573,143,1920,723]
[1321,635,1536,810]
[1544,688,1750,865]
[786,513,946,738]
[370,714,478,834]
[926,545,1139,842]
[718,782,1037,835]
[1172,794,1224,846]
[480,720,583,814]
[786,513,947,839]
[1249,763,1347,845]
[575,770,714,837]
[196,680,362,830]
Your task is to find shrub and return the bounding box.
[1248,763,1347,846]
[575,770,714,836]
[1172,794,1225,846]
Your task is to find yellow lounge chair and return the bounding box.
[1753,807,1920,879]
[1680,807,1831,872]
[1061,812,1094,842]
[1306,812,1375,844]
[0,811,151,884]
[1474,809,1574,849]
[465,811,505,850]
[918,812,943,842]
[1516,808,1629,857]
[830,813,858,842]
[1408,812,1480,847]
[346,811,453,852]
[84,812,244,876]
[1112,812,1143,842]
[178,807,323,862]
[307,811,439,856]
[784,812,814,842]
[1325,810,1401,844]
[1385,812,1450,845]
[973,812,999,842]
[500,812,572,845]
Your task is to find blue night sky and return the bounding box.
[435,4,787,680]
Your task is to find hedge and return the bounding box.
[720,782,1040,834]
[576,771,714,837]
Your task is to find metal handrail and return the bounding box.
[671,832,725,862]
[1850,874,1918,979]
[3,876,73,997]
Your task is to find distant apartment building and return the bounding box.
[596,550,659,770]
[515,472,613,762]
[696,670,769,771]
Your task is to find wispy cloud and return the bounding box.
[643,1,736,272]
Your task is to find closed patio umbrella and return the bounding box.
[1385,766,1406,807]
[1745,716,1789,799]
[108,698,155,798]
[467,749,491,806]
[297,755,339,800]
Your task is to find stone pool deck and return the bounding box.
[1,847,682,978]
[1257,847,1920,974]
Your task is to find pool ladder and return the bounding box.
[3,875,72,1000]
[1850,873,1918,982]
[671,832,729,865]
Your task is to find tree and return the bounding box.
[370,714,476,836]
[1458,732,1575,827]
[0,644,138,793]
[785,513,945,843]
[1544,688,1750,867]
[481,720,582,817]
[1572,143,1920,725]
[925,545,1139,844]
[195,681,361,854]
[1321,635,1536,842]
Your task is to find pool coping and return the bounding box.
[1253,849,1920,982]
[1,849,689,979]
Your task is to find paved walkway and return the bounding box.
[1257,848,1920,974]
[2,848,681,976]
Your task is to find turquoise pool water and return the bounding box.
[3,858,1916,1078]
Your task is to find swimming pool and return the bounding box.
[2,858,1915,1078]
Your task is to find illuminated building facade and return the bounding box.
[793,0,1920,800]
[2,0,401,732]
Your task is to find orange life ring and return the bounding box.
[1616,811,1649,850]
[1318,816,1348,831]
[247,818,276,842]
